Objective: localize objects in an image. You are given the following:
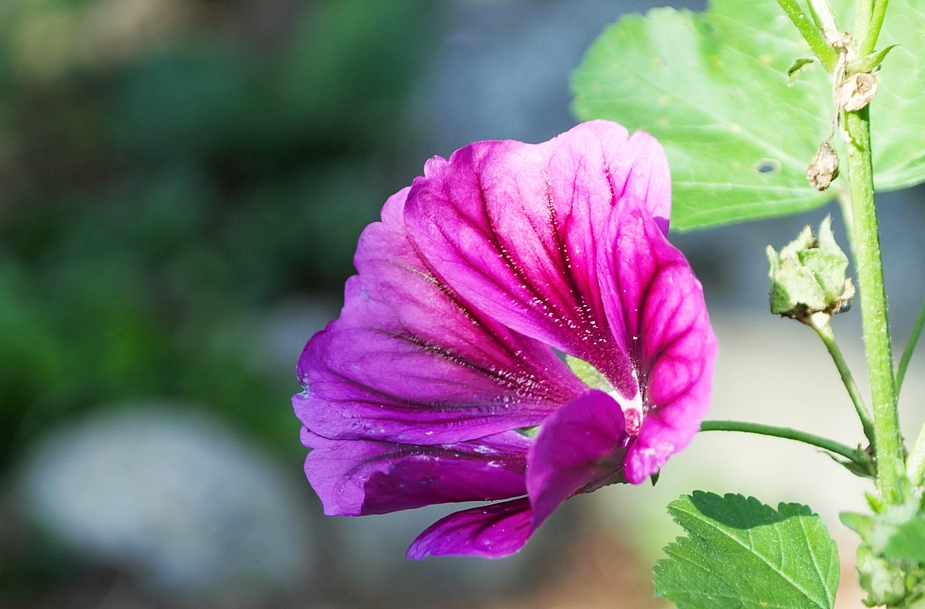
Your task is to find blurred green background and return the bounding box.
[0,0,437,603]
[0,0,431,469]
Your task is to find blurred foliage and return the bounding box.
[0,0,432,473]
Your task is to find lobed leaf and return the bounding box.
[654,492,839,609]
[573,0,925,231]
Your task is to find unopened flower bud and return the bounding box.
[806,142,840,191]
[767,216,854,323]
[856,546,907,607]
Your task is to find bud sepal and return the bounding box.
[767,216,854,323]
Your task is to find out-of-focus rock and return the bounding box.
[17,406,315,607]
[331,503,562,606]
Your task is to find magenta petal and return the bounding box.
[302,428,529,516]
[598,200,718,484]
[406,497,534,560]
[526,390,629,528]
[403,121,669,395]
[297,188,585,444]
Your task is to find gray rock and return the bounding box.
[326,500,581,608]
[17,406,315,606]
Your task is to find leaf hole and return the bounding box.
[754,159,781,175]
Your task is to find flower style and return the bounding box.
[293,120,717,559]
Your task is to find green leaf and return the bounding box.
[842,502,925,607]
[846,498,925,564]
[572,0,925,231]
[788,58,817,85]
[884,517,925,563]
[849,44,900,74]
[654,492,839,609]
[869,4,925,191]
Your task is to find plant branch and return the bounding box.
[897,296,925,397]
[808,314,875,445]
[907,424,925,487]
[858,0,891,57]
[776,0,839,71]
[700,420,860,462]
[808,0,839,33]
[844,106,904,503]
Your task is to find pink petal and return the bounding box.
[297,188,585,444]
[406,498,534,560]
[597,199,718,483]
[403,121,670,397]
[302,428,529,516]
[527,390,630,528]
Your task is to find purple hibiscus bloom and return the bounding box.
[293,120,717,559]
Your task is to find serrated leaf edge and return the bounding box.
[665,495,837,609]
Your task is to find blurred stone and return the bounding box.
[250,297,340,374]
[17,406,315,607]
[332,502,569,606]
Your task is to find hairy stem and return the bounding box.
[844,106,904,503]
[897,296,925,397]
[858,0,891,57]
[900,299,925,487]
[700,420,860,462]
[907,425,925,487]
[809,314,875,446]
[808,0,839,35]
[776,0,839,71]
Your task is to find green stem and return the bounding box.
[907,424,925,486]
[844,106,904,503]
[897,296,925,397]
[809,314,875,446]
[836,191,855,249]
[857,0,891,57]
[700,420,860,463]
[807,0,840,38]
[776,0,839,71]
[855,0,874,49]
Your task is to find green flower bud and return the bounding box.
[767,216,854,323]
[857,545,908,607]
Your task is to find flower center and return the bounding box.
[566,354,643,436]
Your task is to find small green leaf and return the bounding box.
[572,0,925,231]
[884,517,925,563]
[843,501,925,607]
[840,511,876,546]
[849,45,900,76]
[856,545,909,606]
[788,57,817,85]
[654,492,839,609]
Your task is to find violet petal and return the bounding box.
[296,188,585,444]
[527,390,629,528]
[598,199,718,484]
[302,428,530,516]
[404,121,669,397]
[405,497,534,560]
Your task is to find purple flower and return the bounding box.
[293,121,717,559]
